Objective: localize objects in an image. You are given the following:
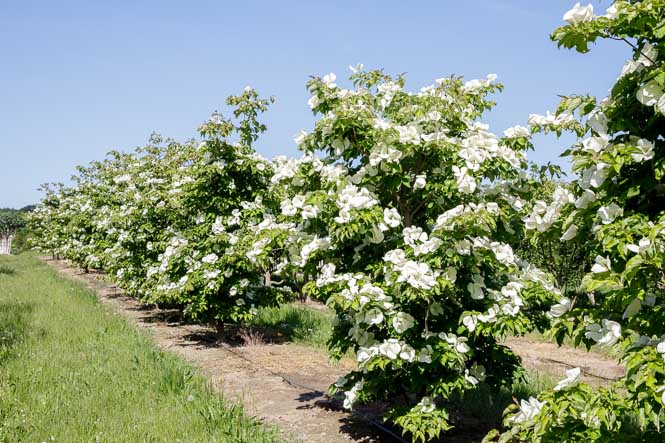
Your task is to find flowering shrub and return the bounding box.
[29,89,289,332]
[266,68,559,440]
[490,1,665,441]
[144,88,291,328]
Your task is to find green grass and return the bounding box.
[523,330,619,359]
[251,303,334,349]
[0,253,285,443]
[448,370,556,423]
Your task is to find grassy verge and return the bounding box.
[251,303,334,349]
[522,330,618,359]
[0,253,284,443]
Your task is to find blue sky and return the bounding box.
[1,0,627,208]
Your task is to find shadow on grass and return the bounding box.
[0,265,16,276]
[0,301,34,364]
[128,302,333,350]
[248,304,332,347]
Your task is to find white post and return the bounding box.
[0,234,12,255]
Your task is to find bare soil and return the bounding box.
[43,257,624,443]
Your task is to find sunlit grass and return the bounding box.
[0,253,284,442]
[251,303,334,349]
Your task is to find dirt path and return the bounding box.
[505,336,625,385]
[43,258,624,442]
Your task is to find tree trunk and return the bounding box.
[215,320,225,337]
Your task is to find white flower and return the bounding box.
[582,136,609,154]
[307,94,320,109]
[585,319,621,346]
[203,269,221,280]
[561,224,578,241]
[414,175,427,189]
[322,72,337,87]
[621,59,642,77]
[631,139,655,162]
[455,239,472,255]
[416,396,436,413]
[399,344,416,362]
[579,162,610,190]
[397,125,420,144]
[503,125,530,138]
[510,397,546,423]
[550,297,572,318]
[627,237,650,255]
[293,129,308,146]
[554,367,581,391]
[300,236,331,265]
[478,305,498,323]
[383,207,402,228]
[591,255,611,273]
[605,4,619,19]
[597,203,623,224]
[639,43,659,68]
[392,312,416,333]
[201,253,219,264]
[384,249,407,267]
[349,63,364,73]
[490,242,515,265]
[637,81,664,107]
[394,260,439,290]
[440,333,469,353]
[462,315,478,332]
[342,380,363,409]
[364,308,384,325]
[453,165,477,194]
[575,189,596,209]
[418,345,433,363]
[403,225,435,250]
[587,110,608,135]
[465,370,479,386]
[379,339,402,359]
[563,3,594,25]
[335,185,379,215]
[301,205,318,219]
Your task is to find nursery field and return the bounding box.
[14,2,665,440]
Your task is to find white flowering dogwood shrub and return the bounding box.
[266,68,559,441]
[145,89,292,330]
[29,89,290,333]
[95,140,201,296]
[489,1,665,441]
[29,183,71,258]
